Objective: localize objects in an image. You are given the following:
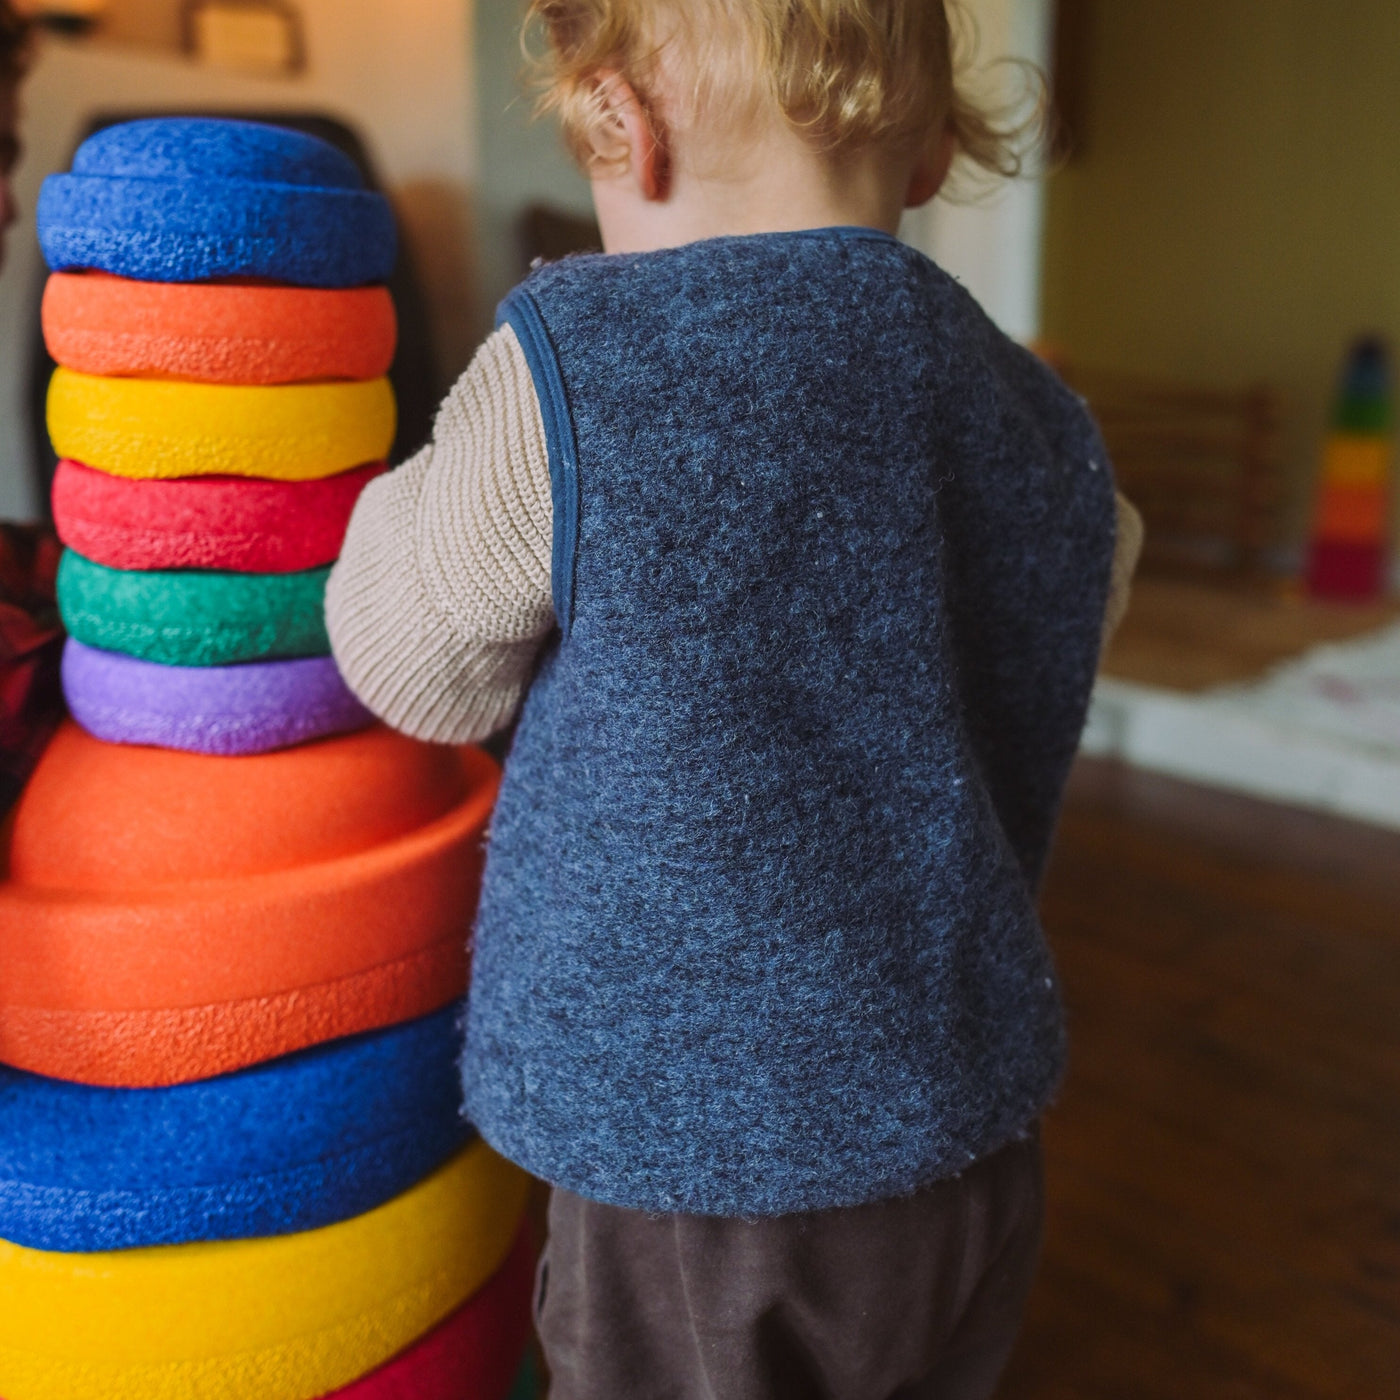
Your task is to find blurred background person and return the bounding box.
[0,0,64,816]
[0,0,29,269]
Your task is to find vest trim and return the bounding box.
[497,289,580,634]
[789,225,901,247]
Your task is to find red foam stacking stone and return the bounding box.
[52,458,386,573]
[1307,538,1389,601]
[42,272,398,385]
[322,1225,536,1400]
[0,721,500,1087]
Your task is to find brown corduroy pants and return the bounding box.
[535,1129,1044,1400]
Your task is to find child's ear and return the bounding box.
[904,127,958,208]
[586,70,670,202]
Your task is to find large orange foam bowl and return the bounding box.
[0,722,498,1087]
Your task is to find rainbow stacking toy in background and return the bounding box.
[0,118,534,1400]
[1307,336,1394,602]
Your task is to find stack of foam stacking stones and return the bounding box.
[0,119,535,1400]
[1307,336,1394,601]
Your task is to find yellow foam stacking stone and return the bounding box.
[1320,436,1392,491]
[47,368,396,481]
[0,1140,528,1400]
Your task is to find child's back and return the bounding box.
[328,2,1141,1394]
[466,228,1114,1216]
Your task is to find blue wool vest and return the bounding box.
[464,228,1117,1217]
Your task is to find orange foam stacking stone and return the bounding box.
[42,272,398,385]
[0,721,498,1088]
[1314,483,1389,543]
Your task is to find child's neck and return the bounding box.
[591,120,911,255]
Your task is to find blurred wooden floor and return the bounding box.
[1102,577,1400,692]
[1001,758,1400,1399]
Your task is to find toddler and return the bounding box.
[328,2,1142,1396]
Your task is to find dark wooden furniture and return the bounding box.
[518,203,602,274]
[1061,366,1283,581]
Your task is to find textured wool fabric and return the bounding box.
[0,1141,530,1400]
[52,459,386,574]
[327,324,555,744]
[323,1226,535,1400]
[37,118,396,289]
[42,273,397,384]
[62,641,371,755]
[48,369,396,482]
[0,1005,470,1252]
[58,551,331,666]
[0,719,496,1085]
[449,230,1117,1216]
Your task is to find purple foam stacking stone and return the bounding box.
[63,639,374,755]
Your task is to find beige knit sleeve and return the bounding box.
[325,325,555,744]
[1103,491,1144,646]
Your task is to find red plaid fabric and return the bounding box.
[0,524,64,815]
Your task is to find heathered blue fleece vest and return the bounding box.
[464,228,1117,1217]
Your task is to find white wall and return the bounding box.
[900,0,1055,343]
[0,0,478,519]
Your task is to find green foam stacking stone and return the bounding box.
[1330,336,1393,434]
[507,1351,539,1400]
[57,550,331,667]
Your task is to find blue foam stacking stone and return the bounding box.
[0,1005,472,1252]
[38,118,397,288]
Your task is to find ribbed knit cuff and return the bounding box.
[1103,492,1144,645]
[326,328,556,745]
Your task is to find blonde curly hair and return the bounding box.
[524,0,1032,179]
